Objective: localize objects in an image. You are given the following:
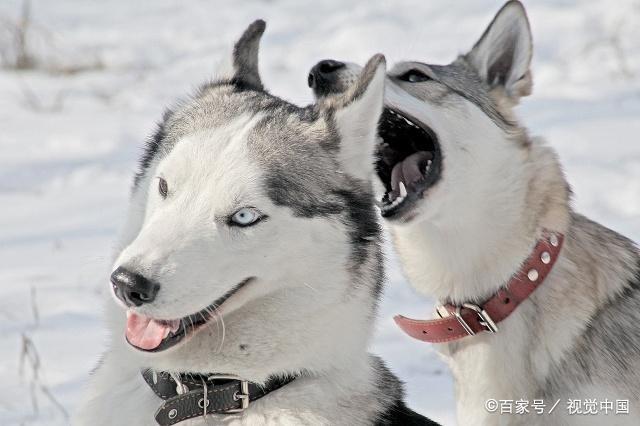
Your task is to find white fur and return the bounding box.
[387,90,637,426]
[75,112,373,422]
[73,36,397,422]
[311,3,640,424]
[379,5,639,423]
[384,80,536,302]
[334,62,386,182]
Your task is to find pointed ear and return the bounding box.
[217,20,266,89]
[321,54,386,181]
[465,1,533,99]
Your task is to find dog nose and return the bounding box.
[308,59,346,89]
[110,266,160,307]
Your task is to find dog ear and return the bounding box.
[465,1,532,99]
[217,20,266,90]
[320,54,386,181]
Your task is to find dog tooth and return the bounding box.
[404,119,417,128]
[399,181,407,198]
[425,160,432,172]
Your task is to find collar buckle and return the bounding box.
[452,303,499,336]
[206,375,250,413]
[395,230,564,343]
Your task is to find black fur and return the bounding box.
[134,108,173,186]
[376,400,441,426]
[265,172,381,268]
[429,60,516,130]
[333,186,381,267]
[133,78,319,188]
[373,357,440,425]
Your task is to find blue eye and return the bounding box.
[230,207,263,227]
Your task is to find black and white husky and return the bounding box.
[73,21,436,426]
[310,1,640,425]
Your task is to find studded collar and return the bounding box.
[142,369,296,425]
[394,229,564,343]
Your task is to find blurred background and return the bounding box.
[0,0,638,424]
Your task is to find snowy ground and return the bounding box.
[1,0,639,425]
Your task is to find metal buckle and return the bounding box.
[435,305,451,318]
[460,303,499,334]
[453,306,475,335]
[206,375,250,414]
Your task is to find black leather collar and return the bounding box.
[142,369,296,425]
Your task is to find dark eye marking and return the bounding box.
[398,69,433,83]
[158,177,168,198]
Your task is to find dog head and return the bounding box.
[309,1,533,228]
[109,21,387,378]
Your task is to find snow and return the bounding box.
[1,0,638,425]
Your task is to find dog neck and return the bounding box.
[392,140,571,305]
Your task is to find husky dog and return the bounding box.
[73,21,436,426]
[309,1,640,425]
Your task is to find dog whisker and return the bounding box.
[301,281,318,292]
[210,304,226,353]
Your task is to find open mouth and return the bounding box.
[376,108,441,219]
[125,278,252,353]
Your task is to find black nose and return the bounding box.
[308,59,346,92]
[110,266,160,307]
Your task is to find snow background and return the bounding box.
[0,0,638,424]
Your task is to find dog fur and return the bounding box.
[310,1,640,424]
[73,21,436,426]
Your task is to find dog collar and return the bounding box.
[394,229,564,343]
[142,369,296,425]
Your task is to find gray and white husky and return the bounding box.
[73,21,436,426]
[310,1,640,425]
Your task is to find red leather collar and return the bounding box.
[394,230,564,343]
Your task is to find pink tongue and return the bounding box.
[389,151,433,201]
[126,311,172,350]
